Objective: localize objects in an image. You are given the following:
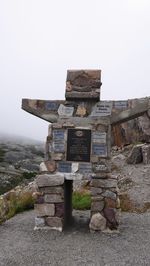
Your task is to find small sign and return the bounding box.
[114,101,128,110]
[53,142,65,152]
[92,144,107,157]
[58,104,74,117]
[79,163,92,173]
[93,162,109,172]
[92,132,106,144]
[58,162,72,173]
[66,129,91,162]
[45,102,59,111]
[91,101,112,117]
[53,130,65,140]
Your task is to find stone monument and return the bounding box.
[22,70,150,232]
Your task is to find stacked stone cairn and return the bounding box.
[22,70,121,232]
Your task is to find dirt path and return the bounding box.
[0,210,150,266]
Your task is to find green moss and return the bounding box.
[72,191,91,210]
[22,172,37,179]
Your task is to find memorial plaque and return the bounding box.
[58,162,72,173]
[92,132,106,144]
[53,142,65,152]
[53,130,65,140]
[66,129,91,162]
[92,144,107,157]
[91,102,112,117]
[45,102,59,111]
[114,101,128,110]
[79,163,92,173]
[58,104,74,117]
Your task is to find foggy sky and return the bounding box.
[0,0,150,140]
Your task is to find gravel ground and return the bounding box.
[0,210,150,266]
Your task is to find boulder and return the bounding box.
[89,213,106,231]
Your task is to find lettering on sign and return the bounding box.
[66,129,91,162]
[79,163,92,173]
[92,132,106,144]
[114,101,128,110]
[53,142,65,153]
[53,130,65,140]
[93,162,109,172]
[45,102,59,111]
[92,144,107,157]
[91,101,112,117]
[58,162,72,173]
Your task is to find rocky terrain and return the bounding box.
[0,133,44,195]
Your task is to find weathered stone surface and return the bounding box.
[58,104,74,117]
[126,144,143,164]
[35,217,45,227]
[39,186,64,195]
[45,161,56,173]
[51,153,64,161]
[104,198,116,208]
[36,174,64,187]
[55,203,64,218]
[34,203,55,217]
[44,194,64,203]
[90,187,103,196]
[103,208,119,230]
[76,105,87,117]
[89,213,106,231]
[102,190,117,200]
[90,178,117,188]
[65,70,101,100]
[45,217,63,228]
[142,144,150,164]
[91,200,104,212]
[39,162,48,172]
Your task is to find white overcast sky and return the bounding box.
[0,0,150,140]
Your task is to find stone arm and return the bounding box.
[22,99,64,123]
[111,99,150,126]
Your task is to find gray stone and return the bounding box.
[90,187,103,196]
[34,203,55,217]
[36,174,64,187]
[91,200,104,212]
[102,190,117,200]
[51,153,64,161]
[126,144,143,164]
[35,217,45,227]
[89,213,106,231]
[90,178,117,188]
[142,144,150,164]
[39,186,64,195]
[44,194,64,203]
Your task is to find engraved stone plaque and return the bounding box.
[92,132,106,144]
[66,129,91,162]
[92,144,107,157]
[53,142,65,152]
[114,101,128,110]
[58,162,72,173]
[53,130,65,140]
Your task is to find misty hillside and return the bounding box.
[0,133,44,194]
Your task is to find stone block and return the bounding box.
[102,190,117,200]
[45,217,63,228]
[126,144,143,164]
[91,200,104,212]
[142,144,150,164]
[35,217,45,227]
[44,194,64,203]
[103,208,119,230]
[51,153,64,161]
[104,198,117,208]
[90,187,103,196]
[55,203,64,218]
[90,178,117,188]
[89,213,106,231]
[36,174,64,187]
[34,203,55,217]
[39,186,64,195]
[45,161,56,173]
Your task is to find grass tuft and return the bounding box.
[72,190,91,210]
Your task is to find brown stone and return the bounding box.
[45,161,56,173]
[45,217,63,228]
[55,203,64,218]
[91,200,104,212]
[36,174,64,187]
[103,208,119,230]
[91,187,103,196]
[44,194,64,203]
[34,203,55,217]
[105,198,116,208]
[76,105,87,117]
